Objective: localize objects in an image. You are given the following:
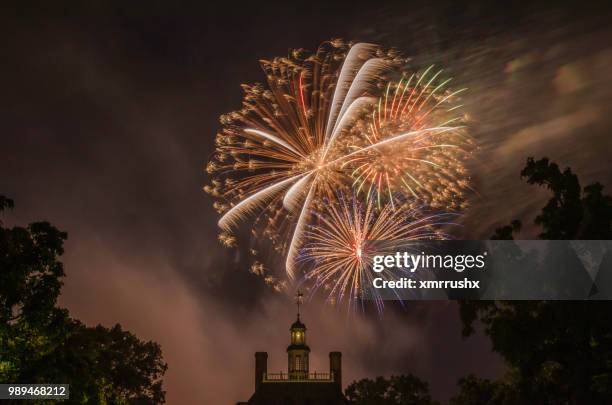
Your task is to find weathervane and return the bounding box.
[295,289,304,319]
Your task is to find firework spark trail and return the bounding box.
[299,195,457,312]
[324,43,380,140]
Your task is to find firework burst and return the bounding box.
[205,40,472,281]
[299,195,457,312]
[344,66,472,210]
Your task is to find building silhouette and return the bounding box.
[237,293,348,405]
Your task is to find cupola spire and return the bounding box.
[295,289,304,320]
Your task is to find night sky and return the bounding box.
[2,2,612,403]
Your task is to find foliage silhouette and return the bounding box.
[0,196,167,404]
[449,374,517,405]
[459,158,612,405]
[346,375,439,405]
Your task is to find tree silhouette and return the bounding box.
[459,158,612,404]
[491,158,612,240]
[491,220,521,241]
[449,374,517,405]
[346,375,439,405]
[0,196,167,404]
